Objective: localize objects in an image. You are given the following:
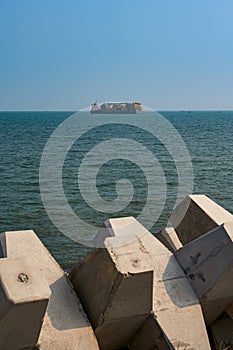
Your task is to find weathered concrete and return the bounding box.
[175,222,233,325]
[4,194,233,349]
[93,216,151,248]
[170,195,233,245]
[209,315,233,349]
[70,217,210,350]
[109,218,210,350]
[0,256,50,350]
[128,314,172,350]
[0,230,100,350]
[69,218,154,349]
[226,303,233,319]
[156,227,182,253]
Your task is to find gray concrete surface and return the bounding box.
[0,230,100,350]
[69,218,154,349]
[0,256,50,350]
[128,314,173,350]
[2,194,233,349]
[156,227,182,253]
[170,195,233,245]
[70,217,210,350]
[175,223,233,325]
[210,315,233,349]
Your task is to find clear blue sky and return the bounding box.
[0,0,233,110]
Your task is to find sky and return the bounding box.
[0,0,233,111]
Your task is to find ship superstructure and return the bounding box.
[91,102,142,114]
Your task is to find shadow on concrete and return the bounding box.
[47,275,91,330]
[162,255,198,308]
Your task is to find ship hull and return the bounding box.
[90,102,142,114]
[90,110,140,114]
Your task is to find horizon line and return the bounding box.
[1,108,233,112]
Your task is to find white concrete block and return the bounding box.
[129,312,209,350]
[0,256,50,350]
[95,314,149,350]
[170,195,233,245]
[156,227,183,253]
[0,230,100,350]
[69,241,153,349]
[128,314,172,350]
[175,223,233,325]
[70,217,210,350]
[108,217,210,350]
[210,316,233,349]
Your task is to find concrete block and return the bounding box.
[0,241,4,258]
[170,195,233,245]
[0,230,100,350]
[156,227,183,253]
[209,315,233,349]
[152,259,210,349]
[70,217,210,350]
[226,303,233,319]
[95,315,149,350]
[108,218,210,350]
[69,219,154,349]
[0,232,6,256]
[0,256,50,350]
[128,314,173,350]
[129,312,206,350]
[93,216,153,248]
[175,223,233,325]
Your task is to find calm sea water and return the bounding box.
[1,110,233,270]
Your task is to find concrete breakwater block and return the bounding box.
[226,303,233,319]
[175,222,233,325]
[210,314,233,349]
[0,256,50,350]
[0,230,100,350]
[69,217,210,350]
[3,194,233,349]
[128,314,173,350]
[156,226,182,253]
[69,218,154,350]
[170,195,233,245]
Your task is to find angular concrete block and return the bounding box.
[170,195,233,245]
[128,314,173,350]
[226,303,233,319]
[69,219,154,349]
[156,227,182,253]
[0,230,100,350]
[152,257,210,349]
[129,312,206,350]
[175,223,233,325]
[92,216,151,248]
[70,217,210,350]
[210,315,233,350]
[95,315,149,350]
[108,218,210,350]
[0,241,4,258]
[0,256,50,350]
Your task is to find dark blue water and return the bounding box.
[1,110,233,270]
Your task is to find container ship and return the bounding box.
[90,102,142,114]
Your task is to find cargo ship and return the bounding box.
[90,102,142,114]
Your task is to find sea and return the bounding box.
[1,110,233,271]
